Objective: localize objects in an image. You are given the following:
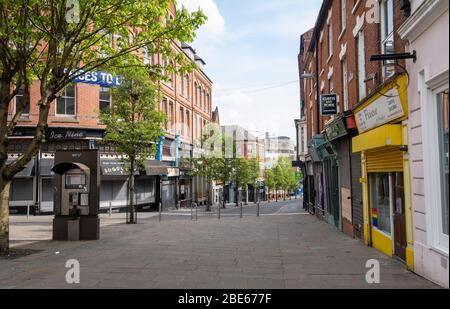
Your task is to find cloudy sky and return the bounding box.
[178,0,322,140]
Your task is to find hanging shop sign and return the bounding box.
[321,94,338,116]
[324,117,348,142]
[65,69,122,87]
[355,87,404,134]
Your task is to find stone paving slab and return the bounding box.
[0,201,440,289]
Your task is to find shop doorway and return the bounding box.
[324,158,340,228]
[393,172,407,261]
[369,172,407,261]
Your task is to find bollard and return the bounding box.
[218,203,221,220]
[159,201,162,222]
[257,202,260,217]
[27,204,30,220]
[195,203,198,221]
[240,202,243,219]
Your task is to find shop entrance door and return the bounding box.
[324,158,340,228]
[393,172,407,261]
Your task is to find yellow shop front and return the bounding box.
[352,75,414,270]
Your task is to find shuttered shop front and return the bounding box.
[366,147,403,173]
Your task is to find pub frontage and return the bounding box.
[7,126,191,214]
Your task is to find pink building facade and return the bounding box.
[399,0,449,288]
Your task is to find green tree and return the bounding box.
[286,169,299,199]
[233,158,251,207]
[189,128,235,210]
[273,163,284,202]
[0,0,205,254]
[273,157,294,201]
[99,66,165,224]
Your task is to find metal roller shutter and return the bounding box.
[366,147,403,173]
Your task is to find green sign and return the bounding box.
[295,172,303,181]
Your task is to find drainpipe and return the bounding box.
[315,40,320,135]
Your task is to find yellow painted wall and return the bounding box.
[372,229,393,257]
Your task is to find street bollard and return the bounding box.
[195,203,198,221]
[27,204,30,220]
[240,202,243,219]
[218,203,221,220]
[159,201,162,222]
[257,202,260,217]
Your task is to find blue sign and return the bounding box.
[66,69,122,87]
[155,136,165,161]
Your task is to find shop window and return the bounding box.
[369,173,391,235]
[10,179,33,202]
[438,90,449,236]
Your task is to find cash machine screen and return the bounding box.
[65,173,86,189]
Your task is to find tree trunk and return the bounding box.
[222,186,226,209]
[0,182,11,255]
[206,178,211,212]
[128,160,136,224]
[245,185,248,205]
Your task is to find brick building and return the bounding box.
[300,0,415,269]
[7,5,214,213]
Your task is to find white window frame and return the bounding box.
[56,84,76,117]
[341,0,346,32]
[143,45,152,65]
[357,31,366,100]
[342,57,349,111]
[421,69,449,254]
[99,86,112,113]
[380,0,395,78]
[328,23,333,59]
[13,90,30,117]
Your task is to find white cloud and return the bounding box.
[177,0,226,37]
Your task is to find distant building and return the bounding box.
[221,125,265,204]
[263,134,296,169]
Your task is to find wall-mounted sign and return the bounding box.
[47,129,86,141]
[101,160,126,176]
[167,168,180,178]
[321,94,338,115]
[65,69,122,87]
[355,87,404,133]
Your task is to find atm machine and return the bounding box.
[52,150,100,241]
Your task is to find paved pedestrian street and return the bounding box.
[0,200,438,289]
